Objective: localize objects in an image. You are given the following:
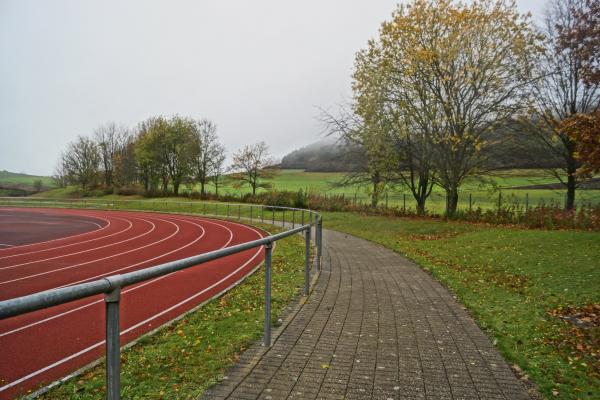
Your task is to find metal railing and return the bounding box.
[0,198,323,399]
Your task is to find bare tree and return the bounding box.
[192,119,225,197]
[525,0,600,209]
[94,123,128,188]
[230,142,277,195]
[52,152,69,188]
[210,144,227,196]
[63,136,101,189]
[322,108,396,208]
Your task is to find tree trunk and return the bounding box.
[566,172,576,210]
[200,181,205,198]
[446,188,459,217]
[173,180,179,196]
[416,198,426,215]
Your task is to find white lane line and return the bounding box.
[0,210,111,255]
[0,244,14,248]
[0,217,169,285]
[0,216,130,261]
[0,215,255,334]
[0,216,213,337]
[0,216,264,393]
[0,217,142,271]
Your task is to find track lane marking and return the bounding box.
[0,216,264,393]
[0,216,133,267]
[0,217,142,271]
[0,217,174,285]
[0,209,110,253]
[0,216,213,336]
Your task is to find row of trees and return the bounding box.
[55,116,277,196]
[332,0,599,216]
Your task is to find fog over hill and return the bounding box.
[280,138,367,172]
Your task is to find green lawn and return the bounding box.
[324,212,600,400]
[197,169,600,212]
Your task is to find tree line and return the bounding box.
[54,116,277,197]
[326,0,599,216]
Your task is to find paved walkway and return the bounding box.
[201,230,532,400]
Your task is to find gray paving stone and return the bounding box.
[199,230,532,399]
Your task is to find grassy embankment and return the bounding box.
[0,171,55,196]
[35,169,600,213]
[324,212,599,400]
[24,219,307,399]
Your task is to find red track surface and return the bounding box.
[0,208,266,399]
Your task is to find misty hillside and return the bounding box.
[281,130,560,173]
[280,139,367,172]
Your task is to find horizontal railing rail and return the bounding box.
[0,198,323,400]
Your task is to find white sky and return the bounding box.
[0,0,547,175]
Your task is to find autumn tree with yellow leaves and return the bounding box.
[352,0,543,216]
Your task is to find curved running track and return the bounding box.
[0,208,267,399]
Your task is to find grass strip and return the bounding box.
[323,212,599,400]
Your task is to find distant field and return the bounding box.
[209,169,600,212]
[0,170,55,195]
[36,169,600,212]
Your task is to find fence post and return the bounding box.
[469,193,472,211]
[498,192,502,211]
[304,227,311,296]
[272,208,275,225]
[261,205,264,223]
[403,194,406,212]
[105,284,122,400]
[302,210,305,226]
[525,193,529,213]
[292,210,295,228]
[263,242,273,347]
[282,209,285,227]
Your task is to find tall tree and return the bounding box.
[558,0,600,85]
[526,0,600,209]
[369,0,542,216]
[230,142,277,195]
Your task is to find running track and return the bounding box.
[0,208,267,399]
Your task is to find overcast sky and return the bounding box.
[1,0,546,176]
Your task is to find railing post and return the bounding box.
[292,210,295,228]
[282,209,285,227]
[261,205,264,223]
[301,210,305,226]
[105,285,121,400]
[272,208,275,225]
[263,242,273,347]
[304,227,311,296]
[317,217,322,271]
